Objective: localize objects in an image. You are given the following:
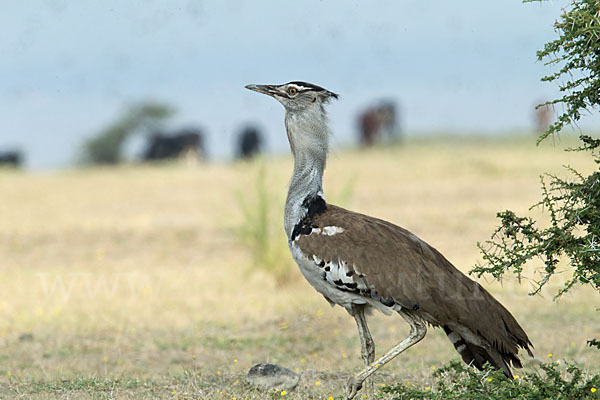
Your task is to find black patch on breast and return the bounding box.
[290,195,327,241]
[295,225,312,238]
[302,195,327,216]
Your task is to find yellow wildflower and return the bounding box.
[315,381,321,386]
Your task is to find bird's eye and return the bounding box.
[288,87,297,96]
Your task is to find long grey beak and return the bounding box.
[245,84,279,97]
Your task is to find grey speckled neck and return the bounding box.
[283,106,330,239]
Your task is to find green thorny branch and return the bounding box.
[472,136,600,298]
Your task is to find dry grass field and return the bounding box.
[0,135,598,399]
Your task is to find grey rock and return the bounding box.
[246,363,300,391]
[18,333,33,342]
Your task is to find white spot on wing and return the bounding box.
[321,226,344,236]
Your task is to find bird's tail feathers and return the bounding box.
[442,326,513,378]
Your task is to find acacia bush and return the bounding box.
[472,0,600,348]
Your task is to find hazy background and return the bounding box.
[2,3,600,397]
[2,0,597,169]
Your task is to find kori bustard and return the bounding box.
[245,81,533,399]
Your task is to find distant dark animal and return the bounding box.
[358,101,399,146]
[143,130,204,161]
[237,126,263,159]
[534,102,553,133]
[0,151,23,168]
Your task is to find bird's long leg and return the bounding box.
[351,304,375,397]
[345,311,427,400]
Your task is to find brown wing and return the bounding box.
[295,204,533,367]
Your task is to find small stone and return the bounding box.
[18,333,33,342]
[246,363,300,391]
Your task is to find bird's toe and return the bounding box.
[345,377,363,400]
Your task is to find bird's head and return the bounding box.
[245,81,338,113]
[245,81,337,162]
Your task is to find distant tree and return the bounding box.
[472,0,600,349]
[81,102,173,165]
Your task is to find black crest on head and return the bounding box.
[287,81,339,99]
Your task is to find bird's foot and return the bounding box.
[345,377,363,400]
